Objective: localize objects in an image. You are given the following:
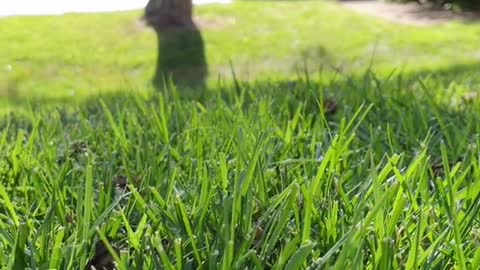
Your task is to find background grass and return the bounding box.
[1,0,480,269]
[2,1,480,112]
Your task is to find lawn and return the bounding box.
[1,1,480,269]
[2,1,480,111]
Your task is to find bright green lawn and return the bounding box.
[1,1,480,269]
[2,1,480,111]
[1,72,480,269]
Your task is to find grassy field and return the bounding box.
[2,1,480,111]
[1,1,480,269]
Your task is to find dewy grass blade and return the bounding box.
[241,133,265,196]
[274,234,301,269]
[129,186,159,225]
[0,119,9,146]
[49,227,65,269]
[174,238,183,270]
[284,241,314,270]
[300,185,313,243]
[152,94,171,145]
[8,223,28,270]
[176,197,202,266]
[152,232,175,270]
[120,209,139,250]
[472,247,480,270]
[441,143,467,269]
[261,183,298,257]
[82,163,94,243]
[0,183,19,227]
[100,99,129,151]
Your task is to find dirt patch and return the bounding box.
[339,0,480,26]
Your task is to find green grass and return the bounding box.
[1,0,480,269]
[3,1,480,112]
[1,72,480,269]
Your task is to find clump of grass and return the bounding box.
[0,71,479,269]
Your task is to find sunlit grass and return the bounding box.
[1,71,480,268]
[2,1,480,112]
[1,1,480,268]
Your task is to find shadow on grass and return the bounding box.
[143,0,208,91]
[152,28,208,90]
[399,62,480,85]
[3,61,480,113]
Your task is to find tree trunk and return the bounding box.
[144,0,207,89]
[144,0,194,31]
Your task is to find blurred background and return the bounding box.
[1,0,480,112]
[0,0,232,16]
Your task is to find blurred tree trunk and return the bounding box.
[144,0,194,31]
[144,0,207,89]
